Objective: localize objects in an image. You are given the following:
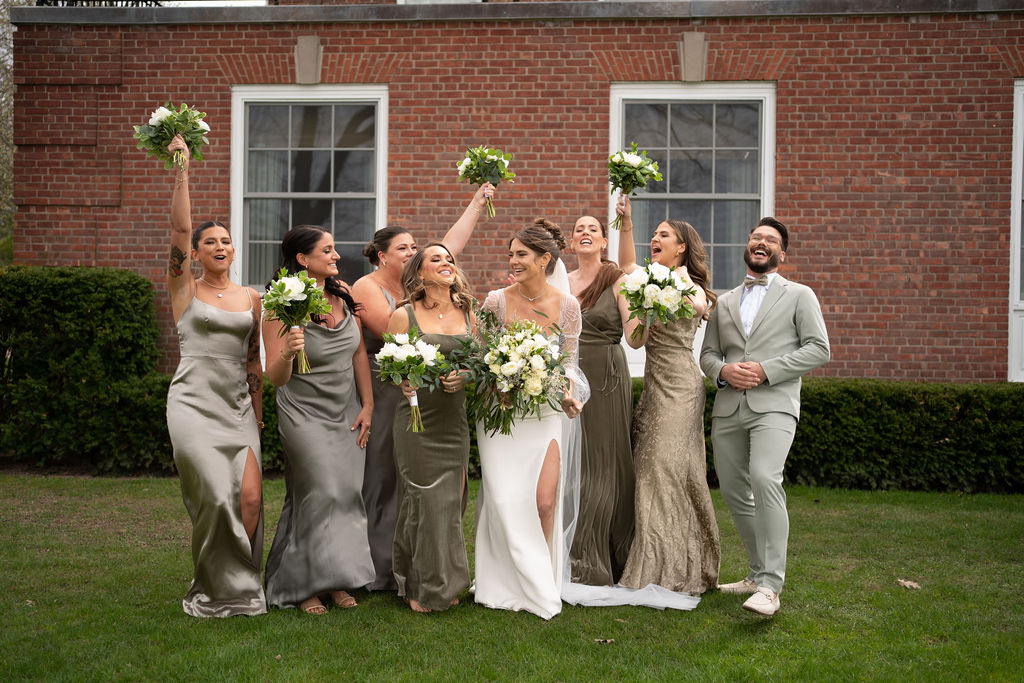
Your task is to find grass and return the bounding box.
[1,472,1022,682]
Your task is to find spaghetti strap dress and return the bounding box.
[167,295,266,618]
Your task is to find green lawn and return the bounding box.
[1,472,1021,682]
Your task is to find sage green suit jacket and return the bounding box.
[699,275,830,420]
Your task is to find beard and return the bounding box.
[743,246,780,274]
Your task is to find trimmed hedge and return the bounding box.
[631,377,1024,494]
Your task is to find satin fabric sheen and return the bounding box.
[264,310,376,607]
[167,296,266,618]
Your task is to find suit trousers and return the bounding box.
[711,393,796,594]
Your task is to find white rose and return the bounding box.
[376,342,398,360]
[393,333,409,345]
[392,346,411,363]
[458,158,471,173]
[643,283,662,308]
[489,363,502,375]
[671,271,685,290]
[524,375,544,397]
[418,344,438,365]
[530,354,546,371]
[647,262,671,282]
[501,361,520,377]
[484,350,497,364]
[498,344,509,354]
[278,276,307,302]
[611,152,623,164]
[197,119,211,133]
[148,106,173,126]
[622,268,650,293]
[658,286,683,310]
[623,152,643,167]
[486,154,497,161]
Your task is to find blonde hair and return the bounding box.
[397,242,474,312]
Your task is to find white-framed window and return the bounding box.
[1009,80,1024,381]
[609,83,776,374]
[230,85,388,289]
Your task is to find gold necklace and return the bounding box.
[519,286,544,303]
[199,277,230,299]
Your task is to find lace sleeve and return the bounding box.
[559,293,589,405]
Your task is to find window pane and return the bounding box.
[246,199,289,241]
[715,150,759,194]
[335,104,376,149]
[334,199,376,242]
[636,148,668,195]
[714,200,761,244]
[669,150,712,193]
[629,198,667,247]
[624,103,667,148]
[711,245,747,290]
[334,150,375,193]
[668,200,711,243]
[249,105,288,148]
[292,105,332,148]
[248,242,281,290]
[336,242,370,281]
[247,151,288,193]
[715,103,759,148]
[291,151,332,193]
[292,199,332,229]
[670,103,713,148]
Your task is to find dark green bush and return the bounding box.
[632,376,1024,494]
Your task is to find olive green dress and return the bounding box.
[167,295,266,618]
[264,307,376,608]
[570,285,635,586]
[391,304,471,611]
[361,287,401,590]
[620,315,720,594]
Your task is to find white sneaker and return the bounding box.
[742,587,781,616]
[717,578,758,594]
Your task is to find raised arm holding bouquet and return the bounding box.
[134,103,211,171]
[608,142,662,230]
[457,146,515,218]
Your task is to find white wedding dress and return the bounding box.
[473,284,589,620]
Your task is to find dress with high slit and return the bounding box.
[264,306,376,607]
[473,289,587,620]
[361,287,402,590]
[167,294,266,618]
[391,304,472,611]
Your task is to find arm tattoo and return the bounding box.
[246,371,261,398]
[169,246,186,277]
[247,327,260,364]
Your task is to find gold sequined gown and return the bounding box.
[620,315,720,594]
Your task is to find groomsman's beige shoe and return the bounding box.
[717,578,758,594]
[742,587,781,616]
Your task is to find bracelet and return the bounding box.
[282,353,296,362]
[256,420,264,430]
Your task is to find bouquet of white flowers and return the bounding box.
[456,146,515,218]
[608,142,662,230]
[619,261,697,343]
[133,102,211,171]
[376,328,449,432]
[462,312,567,436]
[263,268,332,374]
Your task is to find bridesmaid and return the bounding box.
[384,243,475,613]
[351,183,494,591]
[616,197,721,595]
[566,213,641,586]
[164,134,266,618]
[263,226,376,614]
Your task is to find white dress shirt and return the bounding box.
[739,272,778,337]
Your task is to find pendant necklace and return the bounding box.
[199,277,229,298]
[519,287,543,302]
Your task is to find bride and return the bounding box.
[473,218,588,620]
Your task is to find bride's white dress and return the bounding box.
[473,287,587,620]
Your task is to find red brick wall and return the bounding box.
[13,12,1024,380]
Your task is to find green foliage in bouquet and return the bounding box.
[263,268,332,374]
[456,146,515,217]
[133,102,211,171]
[608,142,662,229]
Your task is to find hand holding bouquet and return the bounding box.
[620,261,697,343]
[263,268,332,373]
[608,142,662,229]
[457,146,515,218]
[375,328,448,432]
[134,103,211,171]
[465,313,567,436]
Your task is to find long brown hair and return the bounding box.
[572,214,623,311]
[666,219,717,319]
[397,242,474,312]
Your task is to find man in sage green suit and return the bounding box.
[699,217,830,617]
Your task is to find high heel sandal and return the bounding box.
[300,596,327,615]
[330,591,357,609]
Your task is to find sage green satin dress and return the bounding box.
[620,315,720,594]
[571,286,635,586]
[265,308,376,607]
[391,305,471,611]
[361,287,402,590]
[167,295,266,618]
